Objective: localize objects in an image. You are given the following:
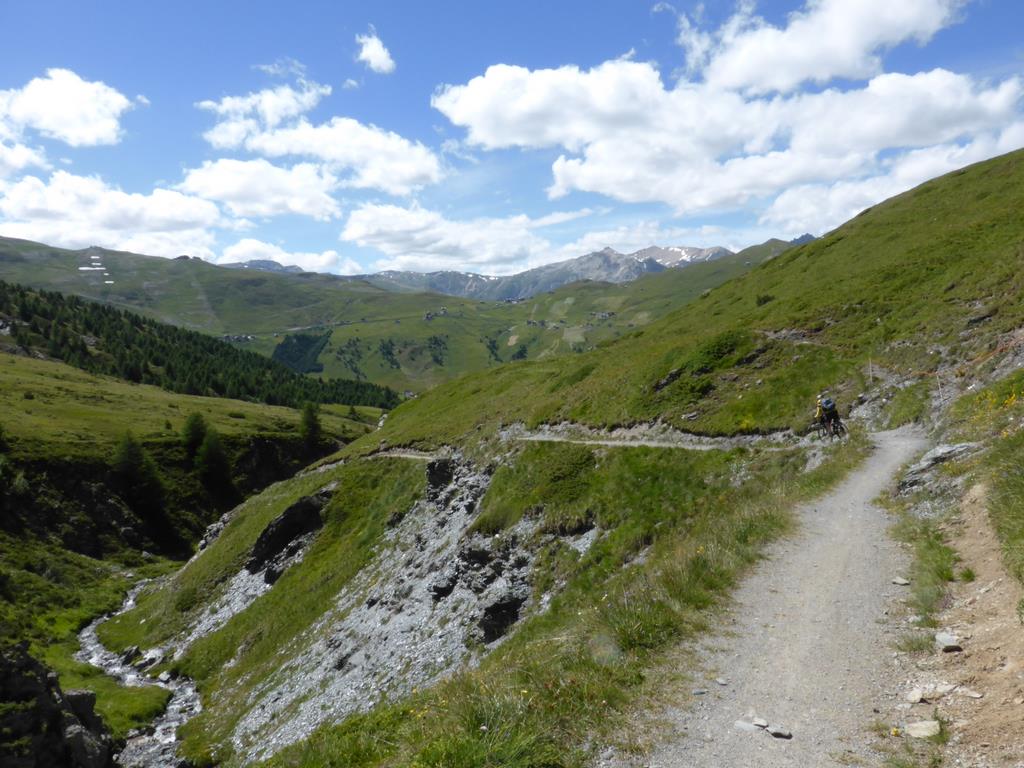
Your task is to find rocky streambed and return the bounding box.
[76,583,201,768]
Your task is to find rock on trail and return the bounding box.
[610,428,926,768]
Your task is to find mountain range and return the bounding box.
[222,238,813,301]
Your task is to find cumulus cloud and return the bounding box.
[0,68,134,177]
[761,122,1024,233]
[198,78,441,195]
[700,0,963,94]
[246,117,441,195]
[355,28,396,74]
[0,141,47,178]
[178,158,340,220]
[219,237,361,274]
[0,170,221,259]
[0,68,134,147]
[433,9,1022,235]
[197,79,332,148]
[341,204,595,274]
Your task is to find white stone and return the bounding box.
[906,720,941,739]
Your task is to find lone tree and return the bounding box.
[181,412,208,462]
[112,432,165,513]
[195,427,231,489]
[300,401,321,449]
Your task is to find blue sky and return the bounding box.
[0,0,1022,274]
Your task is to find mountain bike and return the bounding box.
[814,415,846,439]
[827,416,846,439]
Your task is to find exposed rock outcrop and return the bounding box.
[900,443,979,491]
[0,643,113,768]
[176,484,336,656]
[245,486,332,584]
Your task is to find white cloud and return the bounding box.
[0,170,220,259]
[254,58,308,78]
[434,51,1022,230]
[198,78,441,195]
[178,158,340,220]
[197,79,332,148]
[701,0,963,94]
[440,138,479,164]
[245,117,441,195]
[0,68,134,147]
[219,237,361,274]
[0,141,47,178]
[343,78,360,90]
[342,204,594,274]
[429,0,1024,237]
[761,122,1024,234]
[355,28,396,74]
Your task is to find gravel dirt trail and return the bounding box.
[618,428,927,768]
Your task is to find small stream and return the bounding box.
[76,582,202,767]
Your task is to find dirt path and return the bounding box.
[506,422,807,452]
[609,428,926,767]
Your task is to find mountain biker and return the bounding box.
[815,393,841,432]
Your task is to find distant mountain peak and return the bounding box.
[629,245,733,268]
[221,259,305,275]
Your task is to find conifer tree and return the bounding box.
[112,432,165,513]
[181,412,208,461]
[300,402,321,449]
[195,427,232,490]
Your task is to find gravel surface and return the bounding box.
[618,428,926,767]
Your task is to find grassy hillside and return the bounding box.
[0,238,390,334]
[355,148,1024,450]
[0,352,379,743]
[0,354,372,462]
[0,280,398,408]
[301,245,781,392]
[0,236,775,393]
